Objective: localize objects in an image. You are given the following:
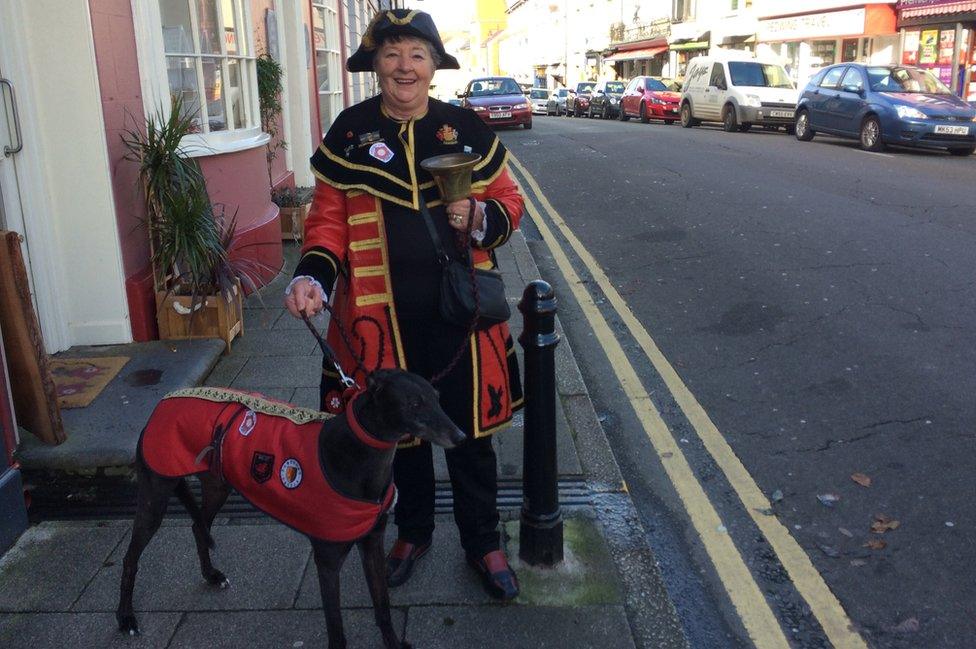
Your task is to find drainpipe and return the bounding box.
[337,0,351,106]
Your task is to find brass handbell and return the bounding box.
[420,152,482,203]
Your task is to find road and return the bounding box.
[499,114,976,649]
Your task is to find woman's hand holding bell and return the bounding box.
[445,198,485,232]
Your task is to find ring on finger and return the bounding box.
[451,214,462,224]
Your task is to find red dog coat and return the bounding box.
[140,387,395,543]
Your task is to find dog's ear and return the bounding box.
[365,371,385,399]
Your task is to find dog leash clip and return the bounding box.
[302,311,360,391]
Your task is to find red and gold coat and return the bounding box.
[295,97,524,439]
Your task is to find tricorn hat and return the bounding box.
[346,9,460,73]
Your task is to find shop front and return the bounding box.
[897,1,976,99]
[605,40,670,79]
[668,21,710,79]
[756,4,899,84]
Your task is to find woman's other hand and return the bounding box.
[445,198,485,232]
[285,277,325,318]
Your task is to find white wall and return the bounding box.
[753,0,896,19]
[0,1,129,350]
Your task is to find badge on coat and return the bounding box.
[239,409,257,436]
[436,124,459,145]
[280,458,303,489]
[251,451,274,483]
[369,142,394,163]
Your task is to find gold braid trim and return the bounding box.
[164,387,333,425]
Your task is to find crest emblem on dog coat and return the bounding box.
[140,387,395,542]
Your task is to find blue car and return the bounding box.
[794,63,976,156]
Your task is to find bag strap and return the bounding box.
[417,199,454,266]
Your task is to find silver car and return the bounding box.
[546,88,570,115]
[529,88,550,115]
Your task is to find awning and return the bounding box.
[605,46,668,62]
[900,1,976,18]
[670,40,710,51]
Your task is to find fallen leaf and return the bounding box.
[755,508,774,516]
[851,472,872,488]
[871,514,901,534]
[889,617,920,633]
[817,543,840,558]
[817,493,841,507]
[771,489,784,503]
[864,539,887,550]
[838,527,854,538]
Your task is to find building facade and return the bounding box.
[896,0,976,98]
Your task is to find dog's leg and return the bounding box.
[187,473,231,588]
[117,462,176,635]
[358,516,411,649]
[311,538,354,649]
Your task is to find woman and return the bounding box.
[284,9,524,601]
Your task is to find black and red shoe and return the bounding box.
[466,550,520,601]
[386,539,431,588]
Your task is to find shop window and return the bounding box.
[810,40,836,69]
[159,0,256,134]
[313,1,343,137]
[841,39,858,63]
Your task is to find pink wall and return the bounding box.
[89,0,155,340]
[251,0,291,189]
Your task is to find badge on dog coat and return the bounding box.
[139,387,395,542]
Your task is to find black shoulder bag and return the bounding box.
[419,198,510,331]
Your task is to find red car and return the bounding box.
[565,82,595,117]
[459,77,532,129]
[619,76,681,124]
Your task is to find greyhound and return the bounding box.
[116,368,465,649]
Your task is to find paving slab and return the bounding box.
[0,612,180,649]
[17,340,225,472]
[295,524,492,609]
[406,605,636,649]
[230,354,323,390]
[0,523,125,612]
[166,609,404,649]
[73,525,309,612]
[290,387,321,410]
[229,328,320,357]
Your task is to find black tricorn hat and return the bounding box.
[346,9,460,73]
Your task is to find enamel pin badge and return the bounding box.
[369,142,394,163]
[435,124,459,145]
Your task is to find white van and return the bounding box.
[680,54,799,132]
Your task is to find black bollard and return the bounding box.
[517,280,563,566]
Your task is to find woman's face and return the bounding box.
[375,37,436,116]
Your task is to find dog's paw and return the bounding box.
[204,569,230,589]
[399,642,413,649]
[117,614,140,636]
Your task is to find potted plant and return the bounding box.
[257,53,287,191]
[122,97,262,351]
[271,185,314,241]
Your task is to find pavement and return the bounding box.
[3,234,688,649]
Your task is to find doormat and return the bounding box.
[50,356,130,408]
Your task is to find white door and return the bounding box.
[0,74,35,302]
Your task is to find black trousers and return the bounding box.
[392,315,500,558]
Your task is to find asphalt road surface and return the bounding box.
[500,113,976,649]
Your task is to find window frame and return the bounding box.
[840,67,865,92]
[311,0,344,138]
[819,66,847,90]
[131,0,268,157]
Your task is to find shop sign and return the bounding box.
[919,29,939,63]
[903,30,921,64]
[758,8,866,42]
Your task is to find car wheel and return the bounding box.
[680,102,695,128]
[587,105,594,118]
[639,102,649,124]
[524,121,532,130]
[722,105,738,132]
[860,115,885,152]
[619,105,629,121]
[738,123,751,133]
[603,104,610,120]
[949,145,975,156]
[795,110,815,141]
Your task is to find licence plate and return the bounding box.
[770,110,793,118]
[934,124,969,135]
[490,112,512,119]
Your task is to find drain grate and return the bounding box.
[27,477,592,521]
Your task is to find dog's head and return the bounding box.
[363,369,466,448]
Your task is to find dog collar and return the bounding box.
[346,392,398,450]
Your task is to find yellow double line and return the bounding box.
[508,153,865,649]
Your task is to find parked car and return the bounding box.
[619,76,681,124]
[528,87,550,115]
[459,76,532,129]
[546,88,570,115]
[680,54,799,132]
[587,80,626,119]
[565,82,596,117]
[794,63,976,155]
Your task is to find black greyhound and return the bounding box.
[116,369,465,649]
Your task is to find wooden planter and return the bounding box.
[156,282,243,353]
[279,204,310,241]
